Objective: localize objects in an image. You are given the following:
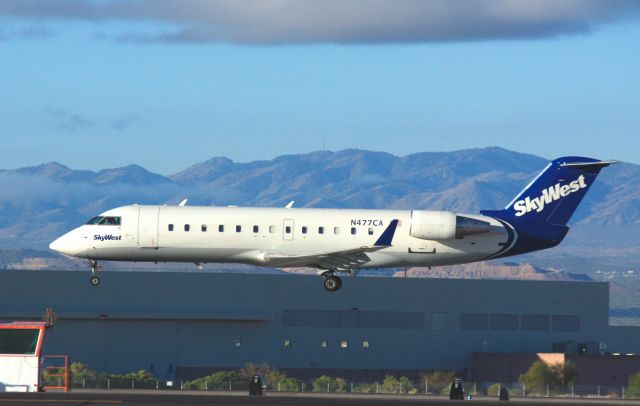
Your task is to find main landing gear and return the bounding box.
[321,272,342,292]
[89,260,101,286]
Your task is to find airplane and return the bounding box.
[49,156,616,291]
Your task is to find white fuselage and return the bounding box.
[50,205,512,270]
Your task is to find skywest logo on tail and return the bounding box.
[513,175,587,217]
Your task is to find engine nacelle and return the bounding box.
[410,210,491,241]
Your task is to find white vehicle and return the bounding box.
[50,156,615,291]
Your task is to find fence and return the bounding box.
[58,377,639,399]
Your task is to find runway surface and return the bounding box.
[2,390,640,406]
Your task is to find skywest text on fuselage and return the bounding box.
[93,234,122,241]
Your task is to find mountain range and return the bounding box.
[3,146,640,314]
[1,147,638,245]
[1,147,638,271]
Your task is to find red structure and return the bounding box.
[0,321,69,392]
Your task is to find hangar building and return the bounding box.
[0,269,639,380]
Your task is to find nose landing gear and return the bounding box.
[90,275,101,286]
[89,260,101,286]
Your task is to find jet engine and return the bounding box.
[409,210,491,240]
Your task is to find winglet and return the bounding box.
[374,219,399,247]
[178,199,188,207]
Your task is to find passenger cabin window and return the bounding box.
[283,339,292,348]
[184,224,190,232]
[168,224,174,231]
[362,340,370,349]
[86,216,121,226]
[368,228,374,235]
[318,227,324,234]
[334,227,341,235]
[285,226,291,234]
[321,339,328,348]
[269,226,276,233]
[236,225,242,233]
[201,225,207,232]
[253,225,259,233]
[340,340,348,349]
[218,225,224,232]
[302,226,307,234]
[351,227,356,235]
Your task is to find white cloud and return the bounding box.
[111,114,140,131]
[0,0,639,44]
[46,108,94,132]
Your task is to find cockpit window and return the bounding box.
[100,216,121,225]
[86,216,103,225]
[86,216,121,226]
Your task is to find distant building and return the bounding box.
[0,270,639,381]
[473,352,640,387]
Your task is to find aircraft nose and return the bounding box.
[49,237,63,253]
[49,234,81,256]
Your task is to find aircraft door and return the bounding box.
[138,206,159,248]
[283,219,294,241]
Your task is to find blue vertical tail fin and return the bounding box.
[481,157,616,226]
[480,157,616,258]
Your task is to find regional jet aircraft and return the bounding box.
[50,157,615,291]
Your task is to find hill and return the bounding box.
[392,262,592,281]
[0,146,637,274]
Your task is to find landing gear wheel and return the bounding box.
[323,275,342,292]
[89,260,101,286]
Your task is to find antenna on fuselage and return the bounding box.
[178,199,188,207]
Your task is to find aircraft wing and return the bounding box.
[264,219,399,272]
[265,245,383,271]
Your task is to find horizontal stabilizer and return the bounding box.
[560,160,618,169]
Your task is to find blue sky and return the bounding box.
[1,1,639,174]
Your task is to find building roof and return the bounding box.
[0,321,48,329]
